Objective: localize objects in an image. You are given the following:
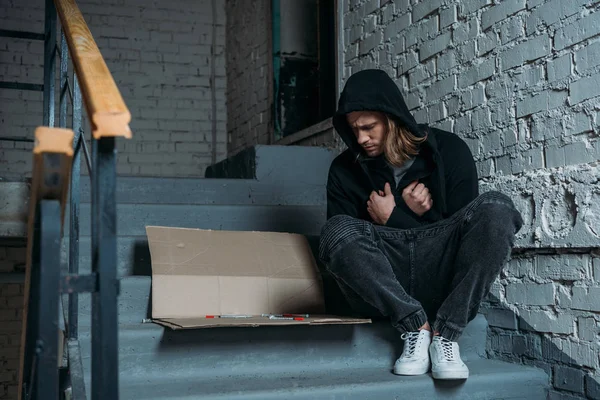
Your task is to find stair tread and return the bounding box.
[111,358,547,400]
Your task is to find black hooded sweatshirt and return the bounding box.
[327,69,479,229]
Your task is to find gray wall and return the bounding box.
[0,0,227,179]
[341,0,599,398]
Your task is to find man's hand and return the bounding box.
[367,182,396,225]
[402,180,433,216]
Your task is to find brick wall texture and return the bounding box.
[225,0,272,156]
[342,0,600,398]
[0,246,26,400]
[0,0,227,179]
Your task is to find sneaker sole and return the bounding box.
[432,370,469,380]
[393,363,431,376]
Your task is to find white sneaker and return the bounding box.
[393,329,432,375]
[429,336,469,380]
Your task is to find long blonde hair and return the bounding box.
[384,115,427,167]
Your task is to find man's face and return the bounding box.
[346,111,386,157]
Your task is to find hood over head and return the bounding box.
[333,69,425,157]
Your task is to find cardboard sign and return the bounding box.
[146,226,371,329]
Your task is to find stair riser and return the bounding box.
[64,204,326,237]
[76,177,326,206]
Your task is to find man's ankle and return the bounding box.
[417,322,442,336]
[419,322,432,332]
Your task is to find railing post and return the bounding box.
[68,73,83,340]
[59,30,68,128]
[34,199,62,400]
[43,0,56,127]
[23,199,61,400]
[91,137,119,400]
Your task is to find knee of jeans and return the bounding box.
[318,215,367,264]
[473,191,524,234]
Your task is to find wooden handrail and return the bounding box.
[18,127,74,400]
[54,0,132,139]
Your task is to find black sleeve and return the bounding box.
[384,205,425,229]
[444,138,479,215]
[326,169,360,219]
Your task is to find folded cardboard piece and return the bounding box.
[146,226,371,329]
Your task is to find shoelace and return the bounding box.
[400,331,422,358]
[437,337,457,361]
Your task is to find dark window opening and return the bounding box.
[272,0,336,140]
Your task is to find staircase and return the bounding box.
[63,145,548,399]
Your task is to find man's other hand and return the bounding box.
[367,182,396,224]
[402,180,433,216]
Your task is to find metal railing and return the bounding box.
[16,0,132,399]
[19,127,74,400]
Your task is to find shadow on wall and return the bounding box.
[481,288,600,399]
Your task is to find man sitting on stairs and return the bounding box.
[318,69,523,381]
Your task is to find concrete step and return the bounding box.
[73,273,488,398]
[74,276,485,361]
[76,276,488,374]
[78,317,486,379]
[76,177,326,206]
[205,145,336,186]
[77,313,501,399]
[78,315,488,365]
[64,203,326,237]
[1,174,328,239]
[114,359,548,400]
[77,323,547,400]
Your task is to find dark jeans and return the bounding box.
[318,191,523,341]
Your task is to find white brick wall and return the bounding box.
[0,0,227,179]
[225,0,272,156]
[342,0,600,176]
[342,1,600,398]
